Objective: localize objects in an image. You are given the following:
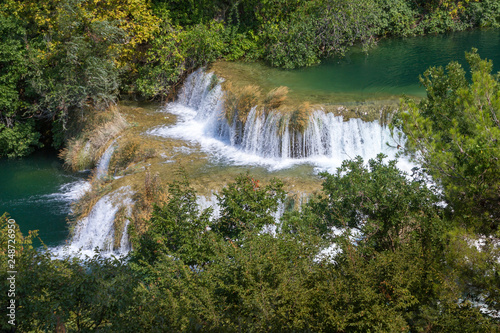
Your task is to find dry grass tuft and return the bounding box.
[109,139,158,175]
[59,108,128,171]
[224,83,262,124]
[129,170,168,237]
[289,102,312,133]
[264,86,289,111]
[70,175,110,224]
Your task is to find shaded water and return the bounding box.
[0,151,88,246]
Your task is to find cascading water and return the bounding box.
[52,144,134,258]
[54,187,133,258]
[95,142,116,179]
[150,69,411,173]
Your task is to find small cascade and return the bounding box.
[150,69,411,172]
[53,187,133,258]
[58,180,92,202]
[119,219,132,254]
[95,142,116,179]
[50,140,138,258]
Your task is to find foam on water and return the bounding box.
[95,142,116,179]
[53,187,133,259]
[149,69,413,174]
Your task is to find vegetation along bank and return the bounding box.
[1,0,500,331]
[1,0,500,157]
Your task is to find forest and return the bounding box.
[1,0,500,158]
[1,0,500,332]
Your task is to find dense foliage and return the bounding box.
[392,49,500,233]
[1,0,500,157]
[2,156,499,331]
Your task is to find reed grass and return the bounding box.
[224,83,262,124]
[109,139,158,175]
[289,102,312,133]
[59,108,128,171]
[264,86,289,111]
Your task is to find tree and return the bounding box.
[131,173,215,269]
[392,49,500,233]
[214,174,285,242]
[310,154,445,253]
[0,1,41,157]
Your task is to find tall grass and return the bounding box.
[59,108,128,171]
[224,83,262,124]
[264,86,289,112]
[289,102,312,132]
[109,139,157,176]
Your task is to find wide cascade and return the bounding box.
[55,68,410,258]
[152,69,404,170]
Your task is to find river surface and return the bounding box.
[215,29,500,104]
[1,29,498,247]
[0,150,88,246]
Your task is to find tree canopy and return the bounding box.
[1,0,499,157]
[392,49,500,233]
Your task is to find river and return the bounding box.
[1,28,498,248]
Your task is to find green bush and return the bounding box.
[467,0,500,28]
[0,120,41,158]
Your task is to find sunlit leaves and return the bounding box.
[393,50,500,233]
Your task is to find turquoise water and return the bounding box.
[235,29,500,103]
[0,150,87,246]
[1,29,499,247]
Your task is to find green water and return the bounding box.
[223,29,500,104]
[0,150,87,246]
[1,29,499,247]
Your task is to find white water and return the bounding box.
[52,144,135,258]
[53,187,133,258]
[57,180,92,202]
[95,142,116,179]
[149,69,413,173]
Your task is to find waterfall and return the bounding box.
[95,142,116,179]
[52,139,132,259]
[150,68,411,173]
[54,187,133,258]
[119,219,132,254]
